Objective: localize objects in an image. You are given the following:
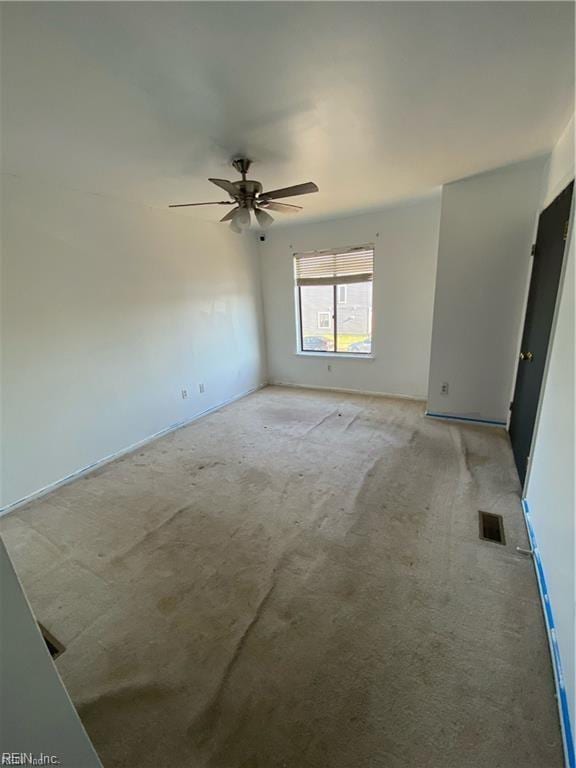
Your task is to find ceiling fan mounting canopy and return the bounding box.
[169,157,319,233]
[232,157,252,178]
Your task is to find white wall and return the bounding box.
[427,157,546,423]
[0,174,266,509]
[259,195,441,398]
[525,114,575,737]
[542,115,575,208]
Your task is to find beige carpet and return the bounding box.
[0,386,563,768]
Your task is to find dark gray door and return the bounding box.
[509,181,573,485]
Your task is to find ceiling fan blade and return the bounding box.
[260,201,302,213]
[259,182,318,200]
[169,201,232,208]
[254,207,274,228]
[220,207,240,222]
[208,178,238,196]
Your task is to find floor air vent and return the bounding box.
[39,623,65,659]
[478,511,506,545]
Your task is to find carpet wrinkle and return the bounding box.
[347,446,428,538]
[301,407,341,436]
[65,556,113,585]
[448,426,472,482]
[19,519,63,552]
[460,431,479,485]
[343,411,362,431]
[22,553,65,588]
[187,555,286,748]
[0,519,66,588]
[482,489,520,515]
[62,608,115,652]
[111,503,195,563]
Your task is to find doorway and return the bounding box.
[509,181,574,485]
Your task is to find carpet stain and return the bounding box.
[156,594,181,615]
[79,682,173,722]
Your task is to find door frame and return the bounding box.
[510,188,575,491]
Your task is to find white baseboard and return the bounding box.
[270,381,426,403]
[0,383,267,517]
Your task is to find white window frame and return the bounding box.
[317,311,332,330]
[337,285,347,304]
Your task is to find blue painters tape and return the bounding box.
[522,499,575,768]
[425,411,507,427]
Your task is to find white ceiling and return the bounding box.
[1,2,574,222]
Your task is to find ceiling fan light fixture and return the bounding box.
[229,218,242,234]
[234,206,251,229]
[254,207,274,228]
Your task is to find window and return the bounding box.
[295,245,374,354]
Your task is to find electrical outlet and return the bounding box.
[181,389,188,400]
[441,382,449,396]
[199,383,205,394]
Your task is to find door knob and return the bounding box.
[519,351,534,362]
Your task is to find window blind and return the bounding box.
[294,245,374,286]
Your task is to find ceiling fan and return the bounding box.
[169,158,319,233]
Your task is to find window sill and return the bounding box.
[295,351,375,360]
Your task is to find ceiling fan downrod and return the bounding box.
[232,157,252,181]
